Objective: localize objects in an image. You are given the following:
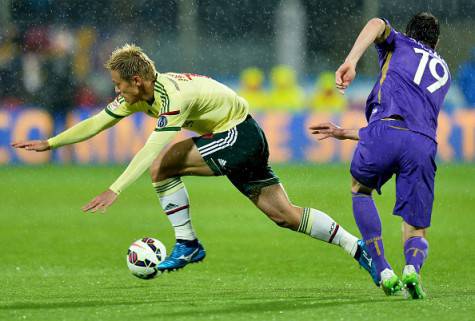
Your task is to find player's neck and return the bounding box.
[141,81,155,104]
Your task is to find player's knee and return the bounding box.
[403,222,427,239]
[351,178,372,195]
[149,165,159,181]
[150,164,174,182]
[150,166,166,182]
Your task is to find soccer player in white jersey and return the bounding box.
[13,44,377,280]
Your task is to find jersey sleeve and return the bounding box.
[104,95,134,119]
[375,19,397,59]
[109,130,178,194]
[47,109,120,149]
[376,19,397,45]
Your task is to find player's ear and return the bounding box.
[132,75,142,86]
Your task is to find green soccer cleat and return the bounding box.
[402,265,427,299]
[380,268,404,296]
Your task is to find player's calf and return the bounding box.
[402,234,428,299]
[252,184,377,283]
[267,205,301,230]
[250,184,301,230]
[297,207,379,284]
[403,234,429,274]
[352,190,392,278]
[153,178,197,241]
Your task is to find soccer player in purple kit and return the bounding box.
[310,12,451,299]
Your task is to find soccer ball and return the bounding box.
[126,237,167,279]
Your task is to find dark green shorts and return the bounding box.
[193,115,280,197]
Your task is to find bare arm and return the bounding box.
[336,18,386,94]
[309,19,385,141]
[343,18,386,67]
[309,122,360,141]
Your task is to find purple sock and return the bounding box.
[352,193,390,275]
[404,236,428,273]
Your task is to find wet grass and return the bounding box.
[1,164,474,321]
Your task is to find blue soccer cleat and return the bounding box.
[157,240,206,272]
[355,240,380,286]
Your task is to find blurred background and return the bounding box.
[1,0,475,164]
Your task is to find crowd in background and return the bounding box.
[0,22,352,115]
[238,66,347,112]
[1,19,474,115]
[0,24,107,116]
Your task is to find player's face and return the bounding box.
[110,70,141,104]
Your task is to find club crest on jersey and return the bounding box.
[157,116,168,128]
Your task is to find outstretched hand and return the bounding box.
[82,189,118,213]
[11,140,51,152]
[335,61,356,94]
[309,122,347,140]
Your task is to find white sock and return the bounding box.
[153,178,196,241]
[298,207,358,256]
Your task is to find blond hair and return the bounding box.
[105,44,157,81]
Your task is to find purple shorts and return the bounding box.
[350,119,437,228]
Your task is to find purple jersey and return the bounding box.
[365,19,451,141]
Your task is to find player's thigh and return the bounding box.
[151,138,214,181]
[394,134,436,228]
[350,121,403,193]
[250,183,302,228]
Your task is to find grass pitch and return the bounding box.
[1,164,474,321]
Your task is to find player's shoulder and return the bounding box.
[382,20,432,53]
[159,72,232,98]
[160,72,226,95]
[154,73,180,111]
[379,18,427,47]
[432,49,451,75]
[156,73,189,100]
[373,18,400,48]
[408,37,449,64]
[163,72,220,87]
[164,72,211,81]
